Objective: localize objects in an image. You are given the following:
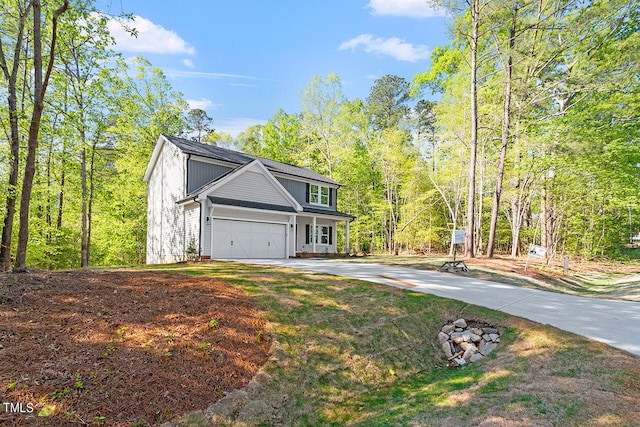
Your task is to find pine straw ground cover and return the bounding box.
[0,270,270,426]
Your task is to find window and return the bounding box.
[318,226,329,244]
[309,184,330,206]
[305,225,333,245]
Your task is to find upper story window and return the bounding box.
[310,184,329,206]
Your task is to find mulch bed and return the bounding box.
[0,270,271,426]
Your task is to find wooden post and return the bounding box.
[453,242,457,263]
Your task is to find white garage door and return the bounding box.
[212,219,286,259]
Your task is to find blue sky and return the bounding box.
[98,0,450,137]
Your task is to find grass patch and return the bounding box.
[149,262,640,426]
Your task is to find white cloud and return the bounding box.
[339,34,430,62]
[187,98,217,110]
[164,70,261,80]
[106,15,196,55]
[367,0,446,18]
[182,59,195,69]
[218,118,267,138]
[230,83,258,87]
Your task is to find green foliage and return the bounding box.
[208,317,219,329]
[413,44,464,96]
[237,124,264,155]
[0,0,636,268]
[185,108,214,143]
[367,74,411,131]
[185,238,199,261]
[410,0,640,259]
[260,108,305,163]
[90,57,188,266]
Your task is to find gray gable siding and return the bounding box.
[276,177,337,212]
[187,159,233,194]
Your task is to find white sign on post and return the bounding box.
[528,245,547,259]
[452,229,465,244]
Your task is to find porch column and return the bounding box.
[290,215,297,258]
[345,220,350,254]
[312,216,317,253]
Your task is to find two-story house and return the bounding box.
[143,134,353,264]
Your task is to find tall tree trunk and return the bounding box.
[465,0,480,258]
[45,137,53,243]
[81,147,89,267]
[487,0,517,258]
[541,178,548,248]
[86,142,97,266]
[14,0,68,272]
[0,2,31,271]
[57,161,65,229]
[476,143,485,255]
[0,97,21,271]
[509,174,533,258]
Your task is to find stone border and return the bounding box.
[438,318,501,366]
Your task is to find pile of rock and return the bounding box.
[437,318,501,367]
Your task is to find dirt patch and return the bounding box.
[0,270,271,426]
[461,256,640,301]
[465,255,637,275]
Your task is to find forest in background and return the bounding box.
[0,0,638,270]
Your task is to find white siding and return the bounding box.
[146,139,188,264]
[184,203,200,258]
[146,157,163,263]
[214,170,290,206]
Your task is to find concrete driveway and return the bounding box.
[236,258,640,357]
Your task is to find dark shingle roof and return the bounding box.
[302,206,355,219]
[208,196,297,213]
[163,134,339,186]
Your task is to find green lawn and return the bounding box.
[154,262,640,427]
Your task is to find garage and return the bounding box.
[212,219,287,259]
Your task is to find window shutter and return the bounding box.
[329,188,333,206]
[329,226,333,245]
[305,183,310,203]
[305,224,310,244]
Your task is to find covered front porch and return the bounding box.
[293,210,353,257]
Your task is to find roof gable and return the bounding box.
[194,160,302,212]
[143,135,168,182]
[161,134,339,186]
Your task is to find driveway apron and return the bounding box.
[236,259,640,357]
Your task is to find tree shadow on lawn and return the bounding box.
[165,262,640,427]
[326,324,640,426]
